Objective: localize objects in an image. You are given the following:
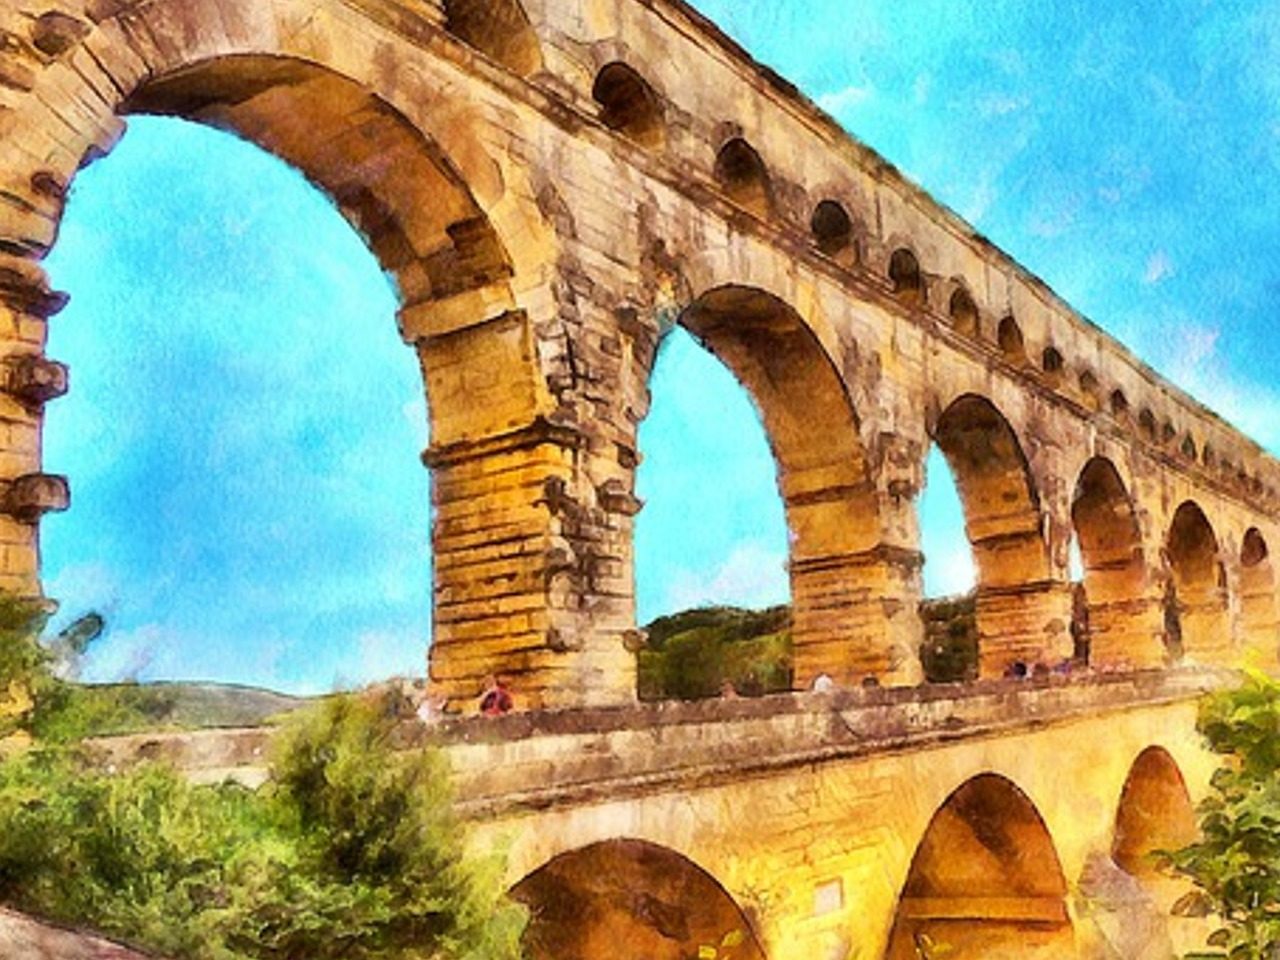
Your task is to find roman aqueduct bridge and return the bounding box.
[1,0,1277,956]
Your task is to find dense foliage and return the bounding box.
[1162,670,1280,959]
[637,605,792,700]
[0,597,525,959]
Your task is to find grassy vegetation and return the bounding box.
[638,605,792,700]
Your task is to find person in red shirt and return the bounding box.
[479,675,514,716]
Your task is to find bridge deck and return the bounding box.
[425,669,1225,818]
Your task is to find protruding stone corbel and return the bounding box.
[596,478,643,516]
[4,354,68,405]
[31,12,89,58]
[0,256,69,319]
[0,473,68,522]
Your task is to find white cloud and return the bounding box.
[923,540,976,599]
[1142,250,1174,285]
[976,93,1029,118]
[817,84,874,115]
[663,542,789,613]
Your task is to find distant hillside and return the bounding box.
[35,680,309,742]
[638,597,985,700]
[637,605,792,701]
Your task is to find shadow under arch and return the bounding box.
[1166,501,1230,663]
[886,773,1074,960]
[442,0,544,76]
[510,838,766,960]
[931,394,1056,676]
[1071,456,1160,668]
[668,285,905,685]
[1113,746,1196,877]
[1239,527,1279,663]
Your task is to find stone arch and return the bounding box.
[667,285,907,685]
[889,248,925,306]
[122,55,513,313]
[1166,501,1230,664]
[1239,527,1279,663]
[949,286,979,338]
[714,138,772,218]
[592,62,664,147]
[0,0,592,710]
[442,0,544,76]
[810,199,854,257]
[997,315,1026,365]
[931,394,1058,675]
[885,773,1074,960]
[1112,746,1196,878]
[510,838,767,960]
[1071,457,1161,668]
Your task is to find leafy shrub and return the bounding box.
[1161,669,1280,958]
[0,677,524,958]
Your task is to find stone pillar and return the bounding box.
[1086,591,1167,670]
[1178,581,1232,666]
[415,305,637,711]
[0,255,69,599]
[976,579,1074,677]
[790,543,923,688]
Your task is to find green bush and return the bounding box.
[1161,669,1280,959]
[0,691,525,959]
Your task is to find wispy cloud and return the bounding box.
[817,84,874,115]
[1143,250,1174,285]
[663,542,789,613]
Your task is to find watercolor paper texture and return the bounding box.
[0,0,1277,956]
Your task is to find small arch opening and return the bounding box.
[1110,389,1130,418]
[592,62,664,147]
[810,199,854,257]
[1161,420,1177,444]
[1079,369,1099,398]
[1041,346,1064,379]
[714,138,772,218]
[1139,409,1157,442]
[889,248,925,306]
[1202,444,1215,468]
[997,315,1026,365]
[1181,435,1197,461]
[443,0,543,76]
[949,287,979,338]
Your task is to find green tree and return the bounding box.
[1162,669,1280,959]
[0,596,525,959]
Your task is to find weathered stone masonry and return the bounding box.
[0,0,1277,713]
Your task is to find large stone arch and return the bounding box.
[930,394,1063,676]
[648,282,916,687]
[1071,456,1163,668]
[510,838,767,960]
[1239,527,1279,665]
[0,0,627,712]
[1166,501,1230,664]
[885,773,1075,960]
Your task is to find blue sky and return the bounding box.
[40,1,1280,692]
